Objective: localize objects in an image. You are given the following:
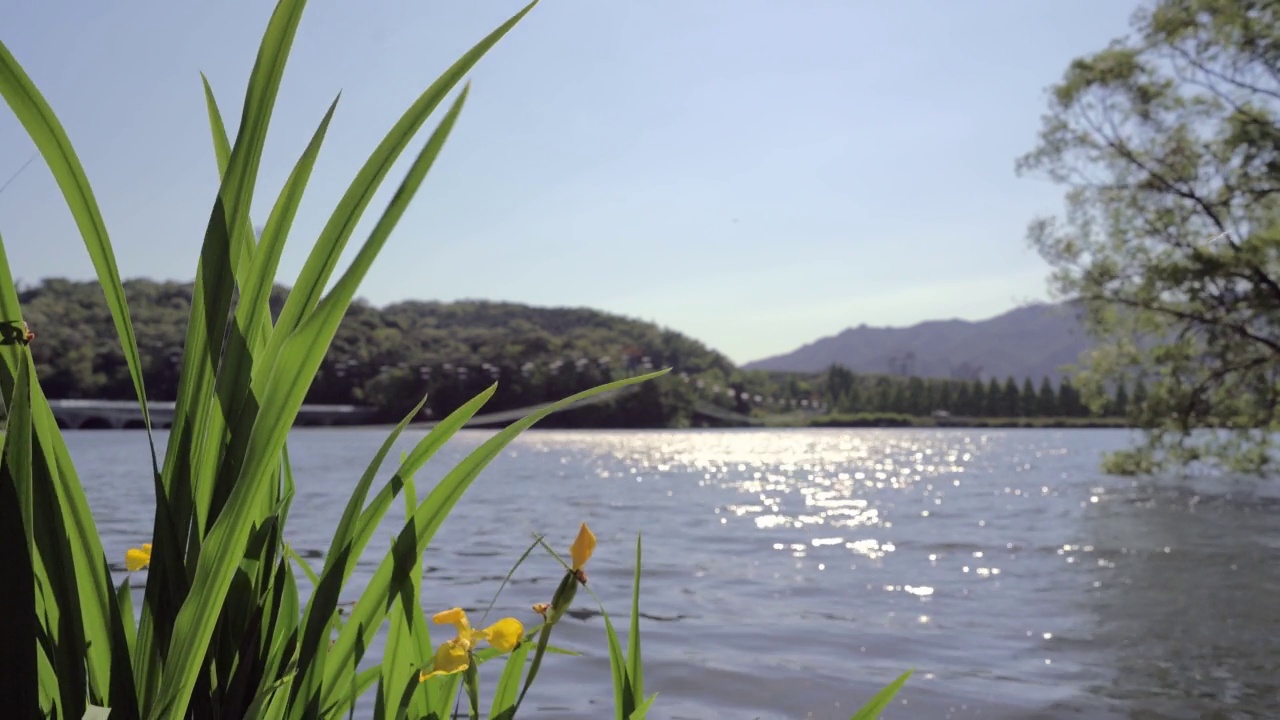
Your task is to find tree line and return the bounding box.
[821,364,1137,418]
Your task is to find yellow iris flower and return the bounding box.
[125,543,152,571]
[570,522,595,571]
[419,608,524,681]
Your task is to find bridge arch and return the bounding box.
[78,416,115,430]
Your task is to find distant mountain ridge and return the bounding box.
[743,302,1093,382]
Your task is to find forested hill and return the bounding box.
[16,278,779,426]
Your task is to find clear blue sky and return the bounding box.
[0,0,1139,364]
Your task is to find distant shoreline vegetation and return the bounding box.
[20,278,1137,430]
[803,412,1130,429]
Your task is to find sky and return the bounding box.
[0,0,1142,364]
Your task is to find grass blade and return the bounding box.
[143,0,313,710]
[174,43,481,718]
[289,389,493,717]
[600,601,631,720]
[81,706,112,720]
[378,468,424,720]
[0,345,38,719]
[488,642,532,720]
[322,371,665,708]
[257,79,471,423]
[200,72,233,177]
[189,0,312,532]
[198,89,341,533]
[115,579,136,659]
[630,693,658,720]
[3,334,34,550]
[137,0,310,704]
[0,40,158,470]
[321,395,426,579]
[849,670,913,720]
[626,534,643,703]
[264,0,538,365]
[580,539,646,720]
[0,233,137,715]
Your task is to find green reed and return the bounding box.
[0,1,909,717]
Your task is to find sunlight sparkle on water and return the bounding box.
[551,430,1000,603]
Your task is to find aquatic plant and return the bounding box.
[0,0,910,717]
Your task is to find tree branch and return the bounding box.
[1082,292,1280,356]
[1163,42,1280,104]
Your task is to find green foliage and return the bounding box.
[0,2,909,718]
[810,412,919,428]
[1017,0,1280,473]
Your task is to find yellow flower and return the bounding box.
[418,607,525,681]
[420,638,469,681]
[125,543,152,571]
[531,602,550,619]
[485,617,523,652]
[570,522,596,571]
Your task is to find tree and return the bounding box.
[844,378,864,413]
[869,378,892,412]
[1058,378,1086,417]
[986,378,1003,416]
[1020,378,1037,416]
[887,383,907,414]
[1017,0,1280,473]
[971,380,987,416]
[1037,376,1057,416]
[955,382,972,415]
[826,364,856,409]
[936,381,953,412]
[1002,376,1021,417]
[906,376,927,415]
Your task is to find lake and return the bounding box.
[74,427,1280,719]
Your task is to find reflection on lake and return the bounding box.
[71,427,1280,719]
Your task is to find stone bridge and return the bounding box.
[47,399,376,430]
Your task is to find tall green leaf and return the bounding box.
[600,599,632,720]
[321,371,665,708]
[378,468,426,720]
[488,642,532,720]
[0,232,136,715]
[0,87,153,711]
[288,389,492,719]
[0,347,38,719]
[183,0,309,532]
[135,1,311,706]
[197,88,341,536]
[261,0,538,374]
[627,535,643,703]
[849,670,913,720]
[0,40,157,469]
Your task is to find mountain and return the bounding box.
[742,302,1093,382]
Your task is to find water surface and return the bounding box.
[75,428,1280,719]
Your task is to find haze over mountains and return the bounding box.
[744,302,1093,382]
